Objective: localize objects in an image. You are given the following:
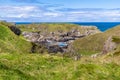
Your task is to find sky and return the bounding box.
[0,0,120,22]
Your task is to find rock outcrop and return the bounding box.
[102,36,116,54]
[22,25,101,53]
[8,26,21,36]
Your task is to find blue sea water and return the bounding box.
[73,22,120,32]
[16,22,120,32]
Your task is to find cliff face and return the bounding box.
[102,36,116,54]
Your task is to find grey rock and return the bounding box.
[102,36,116,54]
[22,25,101,53]
[8,26,21,36]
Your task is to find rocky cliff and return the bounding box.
[18,23,101,54]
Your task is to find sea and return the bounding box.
[16,22,120,32]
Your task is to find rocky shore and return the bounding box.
[22,25,101,53]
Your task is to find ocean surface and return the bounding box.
[73,22,120,32]
[16,22,120,32]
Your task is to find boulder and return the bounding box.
[48,45,64,53]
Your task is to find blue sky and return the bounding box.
[0,0,120,22]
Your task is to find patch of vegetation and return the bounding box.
[0,23,32,53]
[72,25,120,55]
[0,53,120,80]
[18,23,99,34]
[112,36,120,43]
[1,22,120,80]
[0,21,14,27]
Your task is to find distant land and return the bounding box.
[15,22,120,32]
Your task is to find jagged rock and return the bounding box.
[22,25,101,54]
[102,36,116,54]
[22,32,40,42]
[8,26,21,36]
[48,45,64,53]
[74,54,81,61]
[31,42,37,53]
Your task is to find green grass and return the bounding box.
[72,25,120,55]
[0,53,120,80]
[18,23,100,34]
[0,24,32,53]
[112,36,120,43]
[1,22,120,80]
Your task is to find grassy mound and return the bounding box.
[0,24,31,53]
[72,25,120,55]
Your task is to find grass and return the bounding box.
[1,22,120,80]
[0,53,70,80]
[72,25,120,55]
[0,53,120,80]
[0,24,32,53]
[112,36,120,43]
[18,23,100,34]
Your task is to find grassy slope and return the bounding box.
[0,24,32,53]
[0,23,120,80]
[0,53,120,80]
[18,23,100,34]
[72,25,120,55]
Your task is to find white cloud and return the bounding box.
[60,9,120,22]
[43,12,62,17]
[0,6,44,19]
[0,6,37,12]
[0,5,120,22]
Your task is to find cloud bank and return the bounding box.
[0,5,120,22]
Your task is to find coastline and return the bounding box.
[15,22,120,32]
